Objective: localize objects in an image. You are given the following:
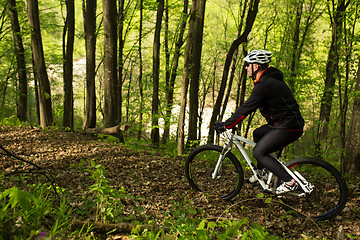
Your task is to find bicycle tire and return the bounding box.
[185,145,244,200]
[277,157,348,221]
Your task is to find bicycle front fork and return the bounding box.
[211,144,232,179]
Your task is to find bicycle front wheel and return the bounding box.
[185,145,244,200]
[279,157,348,220]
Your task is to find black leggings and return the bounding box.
[252,124,303,182]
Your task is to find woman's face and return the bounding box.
[245,63,259,78]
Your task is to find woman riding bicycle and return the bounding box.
[214,50,305,194]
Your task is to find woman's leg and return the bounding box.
[252,129,303,181]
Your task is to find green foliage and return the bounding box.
[0,116,26,127]
[96,134,121,144]
[0,144,282,239]
[86,160,126,223]
[0,183,72,239]
[130,200,277,239]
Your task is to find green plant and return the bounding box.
[241,223,279,239]
[96,134,120,143]
[0,187,51,239]
[130,197,282,240]
[48,193,74,237]
[0,179,75,239]
[86,160,126,223]
[0,116,26,126]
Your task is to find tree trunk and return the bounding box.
[288,1,303,93]
[82,0,97,129]
[162,0,188,144]
[151,0,164,146]
[177,2,194,155]
[137,0,144,141]
[8,0,28,122]
[103,0,118,128]
[162,1,170,144]
[63,0,75,130]
[344,56,360,174]
[316,0,348,156]
[207,0,259,144]
[339,4,358,171]
[26,0,53,127]
[32,57,40,124]
[187,0,206,147]
[118,0,125,124]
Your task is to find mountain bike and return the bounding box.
[184,129,348,221]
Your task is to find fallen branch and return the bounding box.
[70,220,170,234]
[85,124,131,135]
[0,144,60,200]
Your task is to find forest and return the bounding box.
[0,0,360,238]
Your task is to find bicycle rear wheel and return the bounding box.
[185,145,244,200]
[278,157,348,220]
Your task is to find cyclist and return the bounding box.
[214,50,305,194]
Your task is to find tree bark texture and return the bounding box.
[83,0,97,129]
[26,0,53,127]
[177,1,194,155]
[8,0,28,122]
[63,0,75,130]
[137,0,144,141]
[118,0,125,124]
[103,0,118,128]
[151,0,164,146]
[187,0,206,146]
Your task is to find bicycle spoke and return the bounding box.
[185,145,244,200]
[279,158,348,220]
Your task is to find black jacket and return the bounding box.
[224,67,304,130]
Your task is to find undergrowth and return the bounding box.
[0,161,280,239]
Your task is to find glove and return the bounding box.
[214,122,226,133]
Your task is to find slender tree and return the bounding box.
[162,0,188,144]
[103,0,118,127]
[8,0,28,122]
[316,0,349,155]
[151,0,164,146]
[284,0,322,93]
[162,0,170,144]
[63,0,75,130]
[339,2,359,170]
[208,0,259,144]
[118,0,125,124]
[137,0,144,141]
[344,56,360,173]
[82,0,97,129]
[26,0,53,127]
[177,0,195,155]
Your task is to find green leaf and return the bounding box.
[2,187,37,212]
[256,193,264,198]
[197,219,206,230]
[207,221,217,231]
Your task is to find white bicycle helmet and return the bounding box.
[243,50,272,64]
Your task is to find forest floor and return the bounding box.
[0,126,359,239]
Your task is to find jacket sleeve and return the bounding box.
[224,81,268,129]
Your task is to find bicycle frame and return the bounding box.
[213,131,314,196]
